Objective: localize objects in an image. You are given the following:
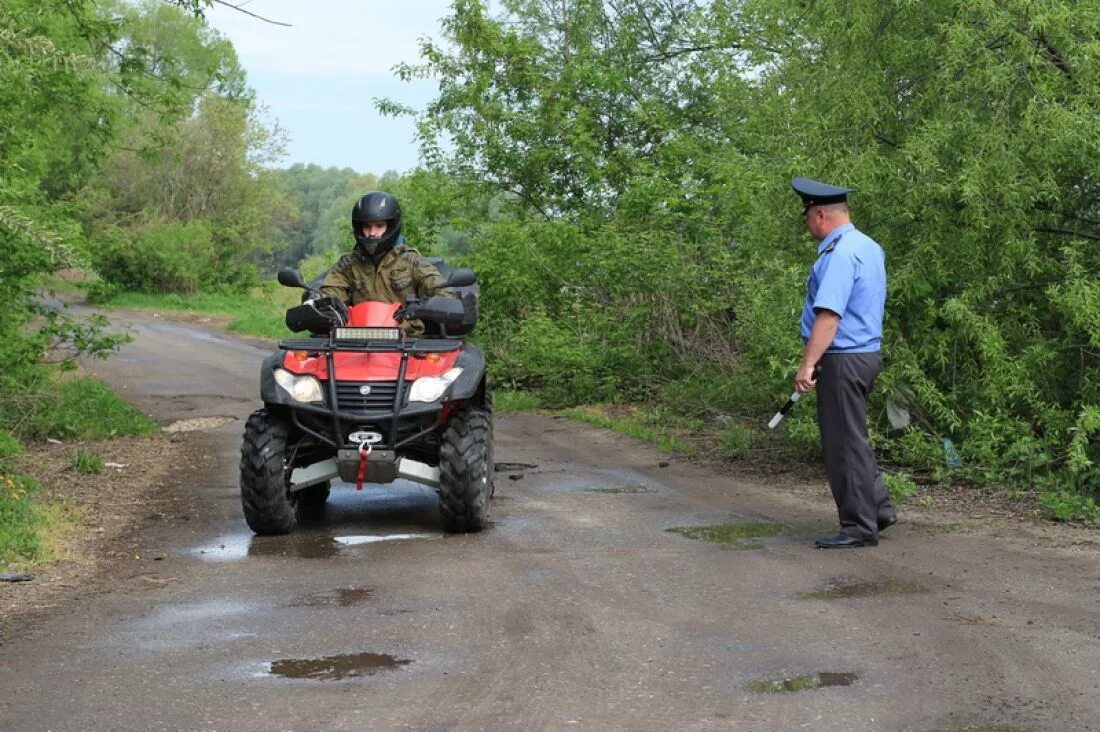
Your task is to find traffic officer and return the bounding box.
[791,177,896,548]
[320,192,450,334]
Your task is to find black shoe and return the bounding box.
[814,532,878,549]
[878,515,897,532]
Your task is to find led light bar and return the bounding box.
[334,327,402,341]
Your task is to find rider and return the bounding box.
[319,192,451,333]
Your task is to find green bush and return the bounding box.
[0,431,23,467]
[494,309,644,405]
[1039,490,1098,523]
[85,279,120,305]
[93,222,258,294]
[783,413,822,459]
[884,472,921,506]
[93,222,215,294]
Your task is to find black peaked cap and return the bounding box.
[791,177,857,207]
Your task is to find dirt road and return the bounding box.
[1,312,1098,731]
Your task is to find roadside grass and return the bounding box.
[31,498,84,565]
[100,287,295,340]
[494,390,542,413]
[0,472,43,565]
[559,405,698,455]
[2,374,155,566]
[22,377,157,441]
[70,448,103,474]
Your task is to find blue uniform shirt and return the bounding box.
[800,223,886,353]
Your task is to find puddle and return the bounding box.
[799,578,927,600]
[334,534,433,546]
[269,652,411,680]
[192,532,436,561]
[290,588,373,608]
[584,485,654,494]
[494,462,538,472]
[666,522,785,550]
[163,416,237,433]
[745,671,858,693]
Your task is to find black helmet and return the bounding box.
[351,192,402,257]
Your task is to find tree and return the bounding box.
[397,0,1098,505]
[79,1,290,292]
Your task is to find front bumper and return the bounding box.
[289,453,441,490]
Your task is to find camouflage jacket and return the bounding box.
[319,244,452,335]
[320,244,449,305]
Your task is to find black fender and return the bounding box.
[260,351,292,405]
[450,344,487,406]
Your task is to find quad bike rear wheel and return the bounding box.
[437,405,493,532]
[240,409,298,535]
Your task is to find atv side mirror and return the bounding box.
[277,268,308,289]
[413,295,467,326]
[444,268,476,288]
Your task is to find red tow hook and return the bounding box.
[355,442,371,491]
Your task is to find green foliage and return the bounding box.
[22,378,157,441]
[98,286,296,340]
[558,406,695,454]
[0,432,24,466]
[394,0,1099,502]
[719,424,755,459]
[495,309,644,404]
[92,222,217,293]
[271,164,367,264]
[494,391,541,413]
[1039,490,1098,524]
[884,472,921,506]
[0,472,43,564]
[69,448,102,475]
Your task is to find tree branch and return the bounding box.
[212,0,292,26]
[1034,226,1100,242]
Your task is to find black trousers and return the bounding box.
[816,352,894,539]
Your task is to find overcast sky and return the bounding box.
[206,0,454,175]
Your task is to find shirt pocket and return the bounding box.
[388,266,413,291]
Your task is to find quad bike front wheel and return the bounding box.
[437,404,494,533]
[239,409,298,535]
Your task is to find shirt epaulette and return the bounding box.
[822,231,845,255]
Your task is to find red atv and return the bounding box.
[239,266,493,535]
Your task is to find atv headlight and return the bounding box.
[274,369,324,403]
[407,367,463,403]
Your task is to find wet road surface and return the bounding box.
[1,313,1098,730]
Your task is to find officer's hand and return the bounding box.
[795,363,817,394]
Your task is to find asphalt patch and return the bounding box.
[799,578,928,600]
[495,462,538,472]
